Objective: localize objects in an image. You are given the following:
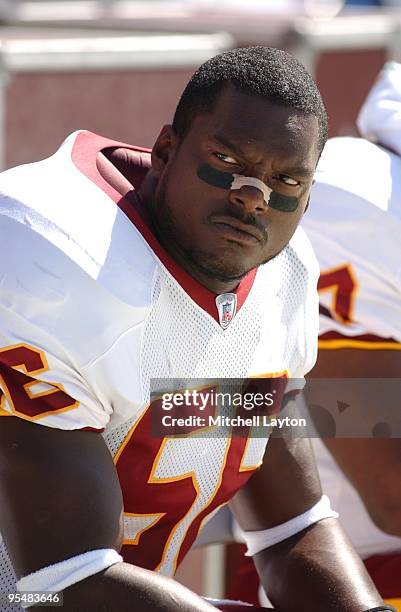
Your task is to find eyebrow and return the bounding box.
[210,134,315,178]
[210,134,247,159]
[281,165,315,178]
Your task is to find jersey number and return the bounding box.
[0,343,78,419]
[114,378,286,575]
[318,264,358,324]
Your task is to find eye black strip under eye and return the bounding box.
[269,192,299,213]
[197,163,299,213]
[197,164,234,189]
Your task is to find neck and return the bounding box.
[161,240,241,294]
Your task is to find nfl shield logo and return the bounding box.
[215,293,237,330]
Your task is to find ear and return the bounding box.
[151,125,179,175]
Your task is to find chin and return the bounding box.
[191,254,253,283]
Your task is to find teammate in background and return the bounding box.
[0,47,386,611]
[306,60,401,607]
[226,61,401,610]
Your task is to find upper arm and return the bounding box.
[0,416,123,578]
[0,217,126,576]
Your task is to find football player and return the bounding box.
[0,47,387,611]
[305,59,401,608]
[225,61,401,611]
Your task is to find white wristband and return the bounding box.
[16,548,123,608]
[238,495,339,556]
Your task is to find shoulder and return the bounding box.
[314,136,398,186]
[304,136,401,282]
[303,137,401,342]
[309,136,401,220]
[0,132,157,363]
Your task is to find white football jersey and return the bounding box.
[304,135,401,347]
[303,133,401,558]
[0,131,319,606]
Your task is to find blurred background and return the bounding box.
[1,0,399,600]
[0,0,400,170]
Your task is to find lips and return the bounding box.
[211,215,265,245]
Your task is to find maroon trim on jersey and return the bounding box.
[0,346,79,420]
[80,426,105,432]
[319,304,332,320]
[226,547,401,603]
[226,547,261,607]
[319,330,400,344]
[364,552,401,598]
[116,402,264,573]
[71,131,257,323]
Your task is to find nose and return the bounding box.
[228,184,268,215]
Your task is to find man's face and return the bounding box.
[148,84,320,288]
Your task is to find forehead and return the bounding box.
[190,84,320,167]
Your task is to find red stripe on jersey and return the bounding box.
[115,408,260,572]
[319,330,401,344]
[71,131,257,324]
[319,304,333,320]
[227,549,401,603]
[364,552,401,598]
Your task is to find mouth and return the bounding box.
[211,215,265,246]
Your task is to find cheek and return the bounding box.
[268,205,306,245]
[166,166,220,222]
[161,171,205,234]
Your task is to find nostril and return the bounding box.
[229,186,267,212]
[231,175,271,205]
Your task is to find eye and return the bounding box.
[275,174,300,186]
[214,152,239,165]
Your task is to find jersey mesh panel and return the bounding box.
[100,255,307,577]
[144,267,263,379]
[0,540,20,611]
[104,416,138,457]
[276,246,306,371]
[102,267,266,576]
[103,269,264,576]
[240,434,269,469]
[0,243,312,592]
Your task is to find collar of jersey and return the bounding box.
[71,130,257,325]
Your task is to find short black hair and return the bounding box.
[173,46,328,153]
